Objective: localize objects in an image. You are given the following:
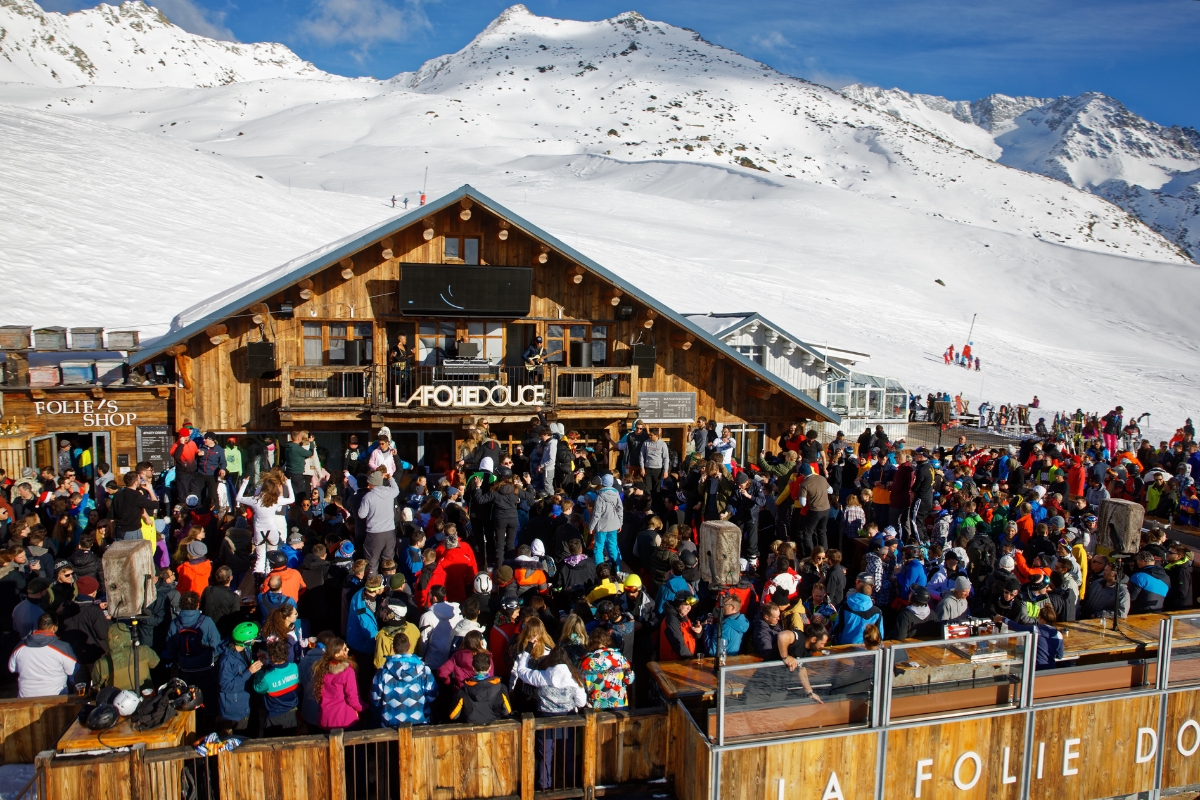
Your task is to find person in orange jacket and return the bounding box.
[260,550,306,602]
[430,528,478,603]
[1015,504,1035,544]
[176,541,213,595]
[1067,458,1088,499]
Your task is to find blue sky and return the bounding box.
[42,0,1200,128]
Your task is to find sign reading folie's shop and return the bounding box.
[399,384,546,408]
[34,399,139,427]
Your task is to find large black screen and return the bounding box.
[398,264,533,317]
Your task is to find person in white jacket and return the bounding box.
[236,475,294,575]
[7,615,77,698]
[511,646,588,790]
[417,586,462,669]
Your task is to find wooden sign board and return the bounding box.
[639,392,696,424]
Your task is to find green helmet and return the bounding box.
[232,621,260,645]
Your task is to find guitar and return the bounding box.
[524,348,546,372]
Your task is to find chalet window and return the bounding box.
[546,324,607,366]
[467,321,504,364]
[735,345,763,365]
[303,323,373,366]
[545,324,565,364]
[443,237,481,265]
[419,321,456,365]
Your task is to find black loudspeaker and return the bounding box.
[246,341,276,378]
[344,339,365,367]
[631,344,657,377]
[933,401,953,425]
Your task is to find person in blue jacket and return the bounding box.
[655,560,690,614]
[1128,550,1169,613]
[1008,605,1064,669]
[707,594,751,656]
[216,622,262,736]
[832,573,884,645]
[896,545,927,602]
[346,575,384,658]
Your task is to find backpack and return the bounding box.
[174,623,212,671]
[131,692,177,731]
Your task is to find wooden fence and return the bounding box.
[32,705,675,800]
[0,696,80,766]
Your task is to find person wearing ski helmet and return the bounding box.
[216,621,262,735]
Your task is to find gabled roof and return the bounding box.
[136,185,840,423]
[683,312,851,377]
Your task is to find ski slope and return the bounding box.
[0,2,1197,432]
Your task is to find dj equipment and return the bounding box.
[440,359,495,380]
[102,539,158,618]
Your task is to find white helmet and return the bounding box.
[113,690,140,717]
[473,573,493,594]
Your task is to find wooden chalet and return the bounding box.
[130,185,840,472]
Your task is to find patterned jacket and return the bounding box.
[580,647,634,709]
[371,654,437,726]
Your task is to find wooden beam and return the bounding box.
[670,332,695,350]
[521,714,536,800]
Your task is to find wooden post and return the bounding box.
[396,724,414,800]
[327,729,346,800]
[129,743,147,800]
[520,713,536,800]
[582,711,598,800]
[34,750,52,800]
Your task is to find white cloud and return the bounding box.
[752,31,791,52]
[296,0,430,60]
[154,0,237,41]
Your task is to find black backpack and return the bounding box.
[131,692,177,731]
[174,623,211,671]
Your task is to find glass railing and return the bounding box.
[886,634,1030,722]
[716,650,883,745]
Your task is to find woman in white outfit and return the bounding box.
[236,472,295,575]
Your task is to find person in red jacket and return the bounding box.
[430,529,478,603]
[1067,458,1088,500]
[170,428,200,504]
[657,593,701,661]
[176,541,213,595]
[488,597,521,679]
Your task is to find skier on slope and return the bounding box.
[391,195,397,208]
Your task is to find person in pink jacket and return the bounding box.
[313,638,362,730]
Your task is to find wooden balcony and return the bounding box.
[279,363,638,418]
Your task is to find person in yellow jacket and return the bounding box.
[374,604,419,668]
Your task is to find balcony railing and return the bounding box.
[280,364,637,412]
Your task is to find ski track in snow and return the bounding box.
[0,2,1198,437]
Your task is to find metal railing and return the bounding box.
[343,728,402,800]
[551,366,636,406]
[532,714,586,797]
[281,364,380,407]
[145,747,221,800]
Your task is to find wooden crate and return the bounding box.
[33,327,67,351]
[106,331,140,351]
[28,365,61,387]
[69,328,104,350]
[60,361,95,386]
[0,326,31,350]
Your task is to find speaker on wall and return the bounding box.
[631,344,657,377]
[932,401,952,425]
[246,341,276,378]
[344,339,366,367]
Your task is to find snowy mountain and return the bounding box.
[0,0,331,87]
[842,84,1200,260]
[1,1,1198,429]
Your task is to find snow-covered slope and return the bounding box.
[0,0,332,87]
[1,2,1197,429]
[0,103,390,333]
[842,84,1200,260]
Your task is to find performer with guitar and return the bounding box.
[388,332,416,403]
[522,336,547,384]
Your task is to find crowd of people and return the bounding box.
[0,410,1197,761]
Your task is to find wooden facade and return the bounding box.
[140,187,834,463]
[0,387,171,476]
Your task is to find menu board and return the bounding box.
[136,425,173,473]
[638,392,697,424]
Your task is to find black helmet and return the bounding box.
[267,550,288,569]
[909,586,931,606]
[84,704,121,731]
